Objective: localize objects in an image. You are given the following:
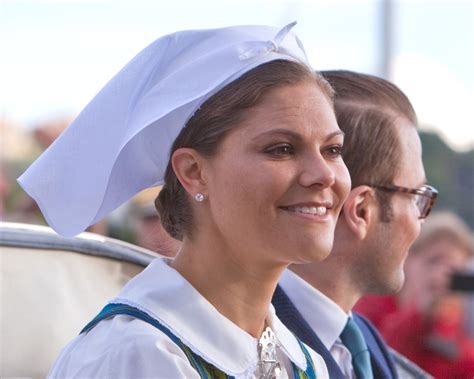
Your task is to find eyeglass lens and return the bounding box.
[415,191,436,219]
[415,195,429,218]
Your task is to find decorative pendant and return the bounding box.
[255,326,282,379]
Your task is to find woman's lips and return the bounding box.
[282,205,328,216]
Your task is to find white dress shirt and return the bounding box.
[48,258,329,379]
[279,269,356,379]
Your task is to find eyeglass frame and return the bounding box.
[368,184,438,219]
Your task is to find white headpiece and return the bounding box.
[18,22,310,237]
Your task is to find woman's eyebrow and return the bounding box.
[253,129,344,142]
[324,130,345,142]
[252,128,303,142]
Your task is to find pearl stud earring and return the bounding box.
[194,193,205,202]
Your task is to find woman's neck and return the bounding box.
[170,237,285,338]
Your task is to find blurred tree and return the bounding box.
[420,130,474,228]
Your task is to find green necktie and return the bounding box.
[340,318,374,379]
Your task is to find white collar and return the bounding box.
[112,258,307,376]
[279,269,349,350]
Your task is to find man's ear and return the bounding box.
[341,185,377,240]
[171,147,207,199]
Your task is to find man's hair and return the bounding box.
[410,211,473,256]
[321,70,417,221]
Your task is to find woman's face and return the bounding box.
[201,81,351,268]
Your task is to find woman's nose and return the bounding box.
[298,153,336,188]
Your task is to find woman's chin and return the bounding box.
[289,239,335,265]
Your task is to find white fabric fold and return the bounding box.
[18,22,309,237]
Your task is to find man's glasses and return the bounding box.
[370,184,438,219]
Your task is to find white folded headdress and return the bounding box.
[18,22,310,237]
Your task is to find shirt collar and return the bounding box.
[112,258,307,376]
[279,269,349,350]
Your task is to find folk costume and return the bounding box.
[19,22,329,378]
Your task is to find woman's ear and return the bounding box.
[171,148,207,198]
[342,185,377,240]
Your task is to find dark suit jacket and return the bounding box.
[272,285,398,379]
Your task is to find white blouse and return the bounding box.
[48,258,329,378]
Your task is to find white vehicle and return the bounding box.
[0,222,158,379]
[0,222,431,379]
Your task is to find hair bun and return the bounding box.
[155,185,184,241]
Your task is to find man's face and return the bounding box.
[363,120,426,294]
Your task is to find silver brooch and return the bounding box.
[255,327,282,379]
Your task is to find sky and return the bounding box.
[1,0,473,151]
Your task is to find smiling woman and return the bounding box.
[158,62,350,271]
[18,23,350,378]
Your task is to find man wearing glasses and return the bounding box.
[273,70,437,379]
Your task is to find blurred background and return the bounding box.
[0,0,473,376]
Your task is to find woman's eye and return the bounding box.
[265,144,295,156]
[324,144,343,158]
